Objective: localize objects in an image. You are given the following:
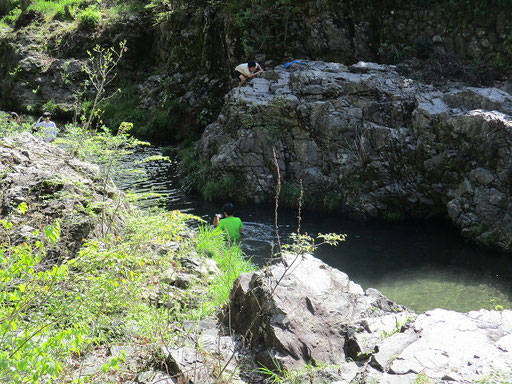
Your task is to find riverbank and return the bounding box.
[2,128,512,383]
[118,145,512,314]
[0,128,255,383]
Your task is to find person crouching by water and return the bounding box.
[235,61,264,87]
[35,111,58,143]
[213,203,244,244]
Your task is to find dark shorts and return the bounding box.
[235,70,248,81]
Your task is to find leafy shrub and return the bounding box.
[1,8,21,26]
[0,215,90,384]
[279,181,303,207]
[78,7,100,30]
[42,99,58,114]
[53,3,78,21]
[202,175,238,201]
[0,111,32,138]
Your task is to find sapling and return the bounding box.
[81,40,127,131]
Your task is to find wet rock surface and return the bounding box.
[225,252,512,383]
[197,60,512,251]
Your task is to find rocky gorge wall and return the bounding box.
[196,61,512,252]
[153,0,512,70]
[377,6,511,61]
[1,1,511,141]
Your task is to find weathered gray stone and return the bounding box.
[197,60,512,251]
[161,346,210,383]
[224,252,407,370]
[135,371,176,384]
[389,309,512,382]
[224,253,512,383]
[371,333,418,371]
[180,256,220,278]
[160,269,177,284]
[0,132,124,257]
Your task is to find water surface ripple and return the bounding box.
[115,147,512,313]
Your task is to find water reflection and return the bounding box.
[114,146,512,313]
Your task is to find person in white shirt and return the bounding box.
[35,111,58,143]
[234,61,264,87]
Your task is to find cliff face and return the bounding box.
[196,61,512,251]
[0,10,153,117]
[1,1,510,140]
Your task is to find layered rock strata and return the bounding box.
[197,61,512,251]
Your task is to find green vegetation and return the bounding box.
[42,99,58,114]
[80,41,127,131]
[222,0,308,59]
[177,146,238,202]
[382,209,406,222]
[99,84,149,137]
[0,111,31,137]
[0,0,147,26]
[476,368,512,384]
[280,181,305,208]
[0,203,254,383]
[412,372,435,384]
[202,174,238,202]
[0,117,256,383]
[257,353,342,384]
[77,6,100,30]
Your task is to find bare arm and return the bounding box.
[249,64,264,78]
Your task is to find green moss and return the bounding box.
[100,85,147,135]
[323,192,343,211]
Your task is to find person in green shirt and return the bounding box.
[214,203,243,243]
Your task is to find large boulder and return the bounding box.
[224,252,512,383]
[0,132,125,258]
[197,60,512,251]
[224,252,410,370]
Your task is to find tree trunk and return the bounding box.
[20,0,30,13]
[0,0,7,16]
